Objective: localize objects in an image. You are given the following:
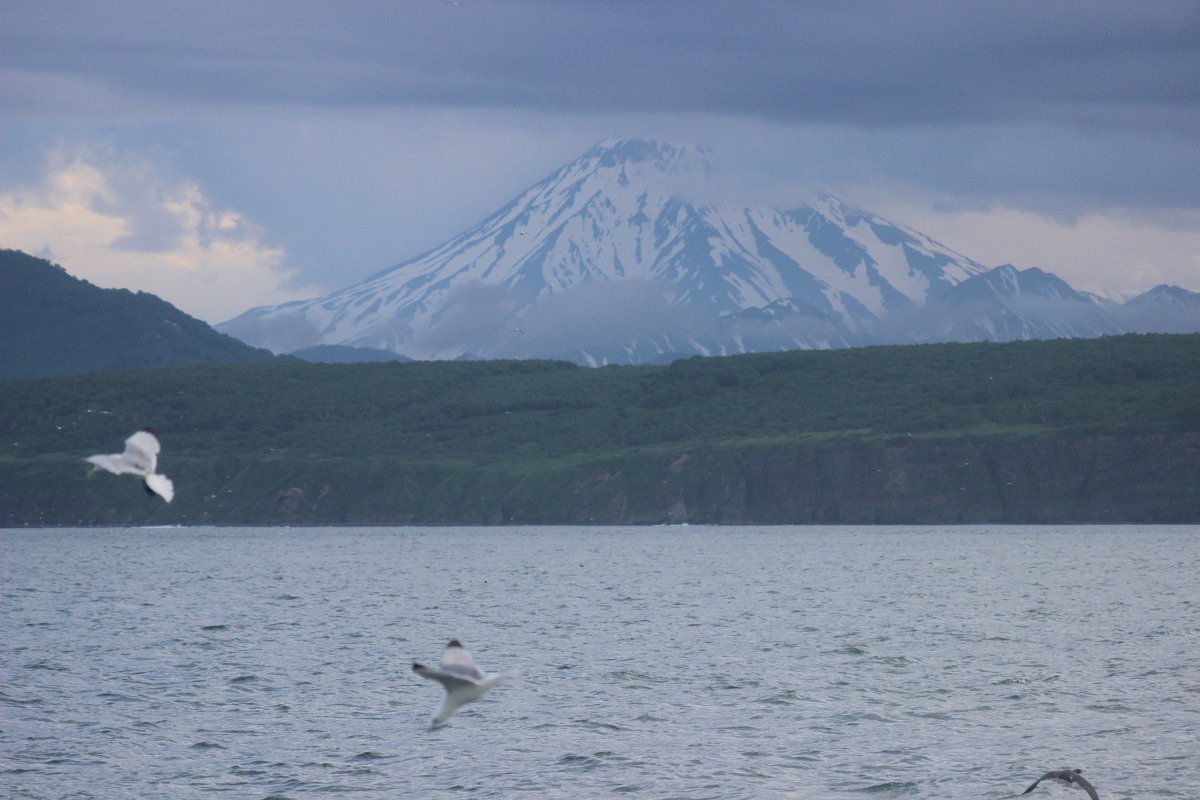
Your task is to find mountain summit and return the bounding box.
[219,138,1197,363]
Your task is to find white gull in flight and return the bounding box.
[85,428,174,503]
[412,639,512,728]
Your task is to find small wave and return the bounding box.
[603,669,663,687]
[869,655,914,666]
[856,780,919,794]
[352,751,388,761]
[913,710,952,720]
[573,719,624,731]
[828,645,867,655]
[782,752,820,764]
[190,741,226,750]
[45,756,103,766]
[557,753,613,769]
[201,624,229,631]
[1086,725,1135,736]
[756,689,801,705]
[836,711,895,724]
[1085,701,1132,711]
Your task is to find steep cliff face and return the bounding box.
[604,432,1200,524]
[5,433,1196,526]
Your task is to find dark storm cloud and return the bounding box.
[3,0,1197,132]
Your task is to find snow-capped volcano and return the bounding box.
[218,138,1195,363]
[219,138,990,363]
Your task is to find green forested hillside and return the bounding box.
[0,249,284,379]
[2,334,1198,525]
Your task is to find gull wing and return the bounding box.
[1071,773,1100,800]
[439,640,485,681]
[412,663,478,691]
[85,453,143,476]
[144,473,174,503]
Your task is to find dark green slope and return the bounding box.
[0,249,285,379]
[1,334,1198,525]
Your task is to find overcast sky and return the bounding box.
[2,0,1198,323]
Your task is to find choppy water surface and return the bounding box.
[3,525,1198,799]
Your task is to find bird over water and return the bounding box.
[1022,769,1100,799]
[412,640,512,728]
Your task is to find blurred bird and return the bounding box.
[85,428,174,503]
[1022,769,1099,799]
[412,639,512,728]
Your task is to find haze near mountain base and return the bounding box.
[219,139,1200,365]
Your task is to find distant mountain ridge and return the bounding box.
[219,139,1199,364]
[0,249,285,379]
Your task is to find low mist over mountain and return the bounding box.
[0,249,284,379]
[219,139,1200,364]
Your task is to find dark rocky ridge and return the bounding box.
[0,249,285,379]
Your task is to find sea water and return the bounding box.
[3,525,1198,799]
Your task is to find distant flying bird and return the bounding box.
[1022,769,1100,799]
[85,428,174,503]
[412,639,512,728]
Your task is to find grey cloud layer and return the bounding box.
[4,0,1198,131]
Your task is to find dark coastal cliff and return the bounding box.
[2,334,1197,526]
[560,432,1200,525]
[3,431,1196,526]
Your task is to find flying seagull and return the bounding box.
[412,639,512,728]
[85,428,174,503]
[1022,769,1100,799]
